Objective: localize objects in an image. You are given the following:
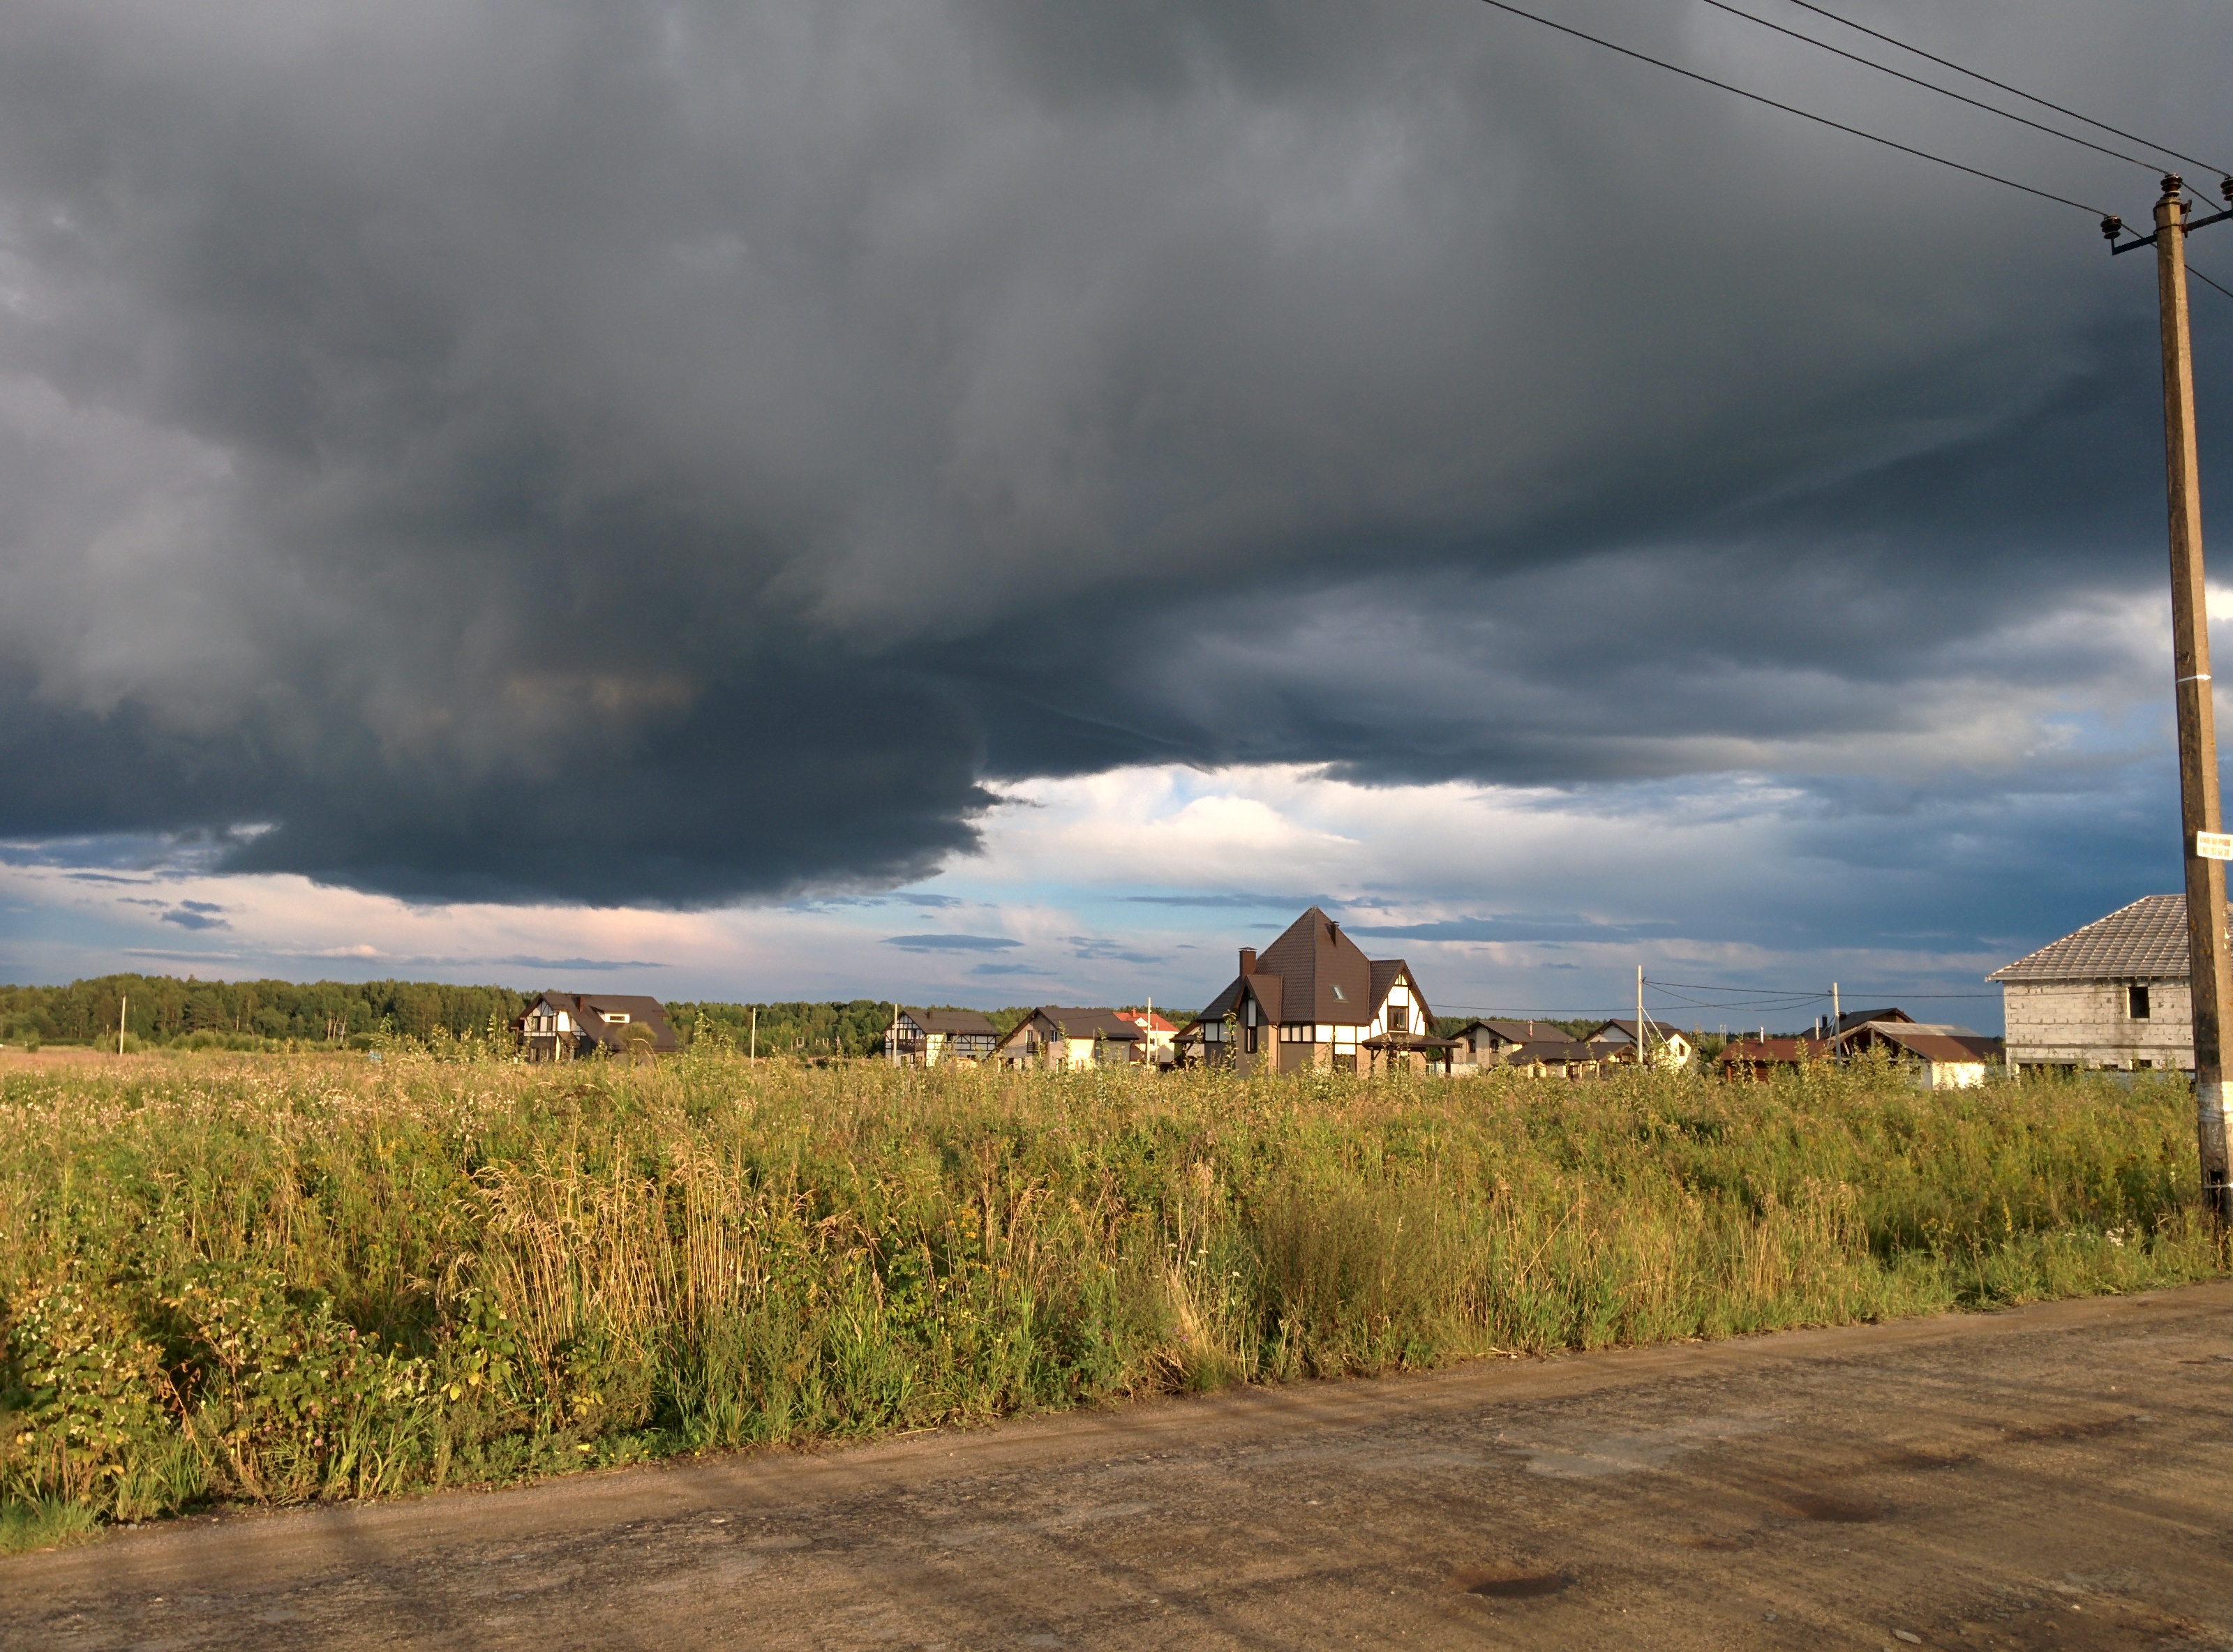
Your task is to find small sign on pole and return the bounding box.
[2199,832,2233,862]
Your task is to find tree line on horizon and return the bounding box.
[0,973,1619,1056]
[3,976,1059,1055]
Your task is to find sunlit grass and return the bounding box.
[2,1046,2223,1541]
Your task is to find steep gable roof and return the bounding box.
[1250,906,1375,1023]
[1843,1021,2001,1063]
[1186,908,1435,1032]
[998,1007,1144,1046]
[901,1008,997,1037]
[1241,973,1284,1025]
[1453,1018,1542,1044]
[1836,1007,1911,1032]
[1987,895,2196,984]
[1584,1019,1692,1048]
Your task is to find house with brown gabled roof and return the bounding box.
[1449,1019,1542,1072]
[1988,894,2212,1074]
[1717,1034,1835,1080]
[1580,1019,1695,1069]
[1837,1021,2003,1089]
[992,1007,1149,1069]
[518,993,679,1062]
[1176,908,1454,1075]
[883,1007,999,1067]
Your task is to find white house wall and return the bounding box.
[1927,1060,1989,1090]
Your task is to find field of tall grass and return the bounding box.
[2,1046,2225,1552]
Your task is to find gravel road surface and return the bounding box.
[7,1281,2231,1650]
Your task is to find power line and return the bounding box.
[1696,0,2158,174]
[1772,0,2232,179]
[1645,979,1828,996]
[1473,0,2109,216]
[2190,263,2233,304]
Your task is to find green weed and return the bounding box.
[0,1051,2223,1542]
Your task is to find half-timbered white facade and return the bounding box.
[883,1007,999,1066]
[1177,908,1454,1075]
[517,993,679,1061]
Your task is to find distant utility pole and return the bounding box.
[118,993,128,1057]
[2110,175,2233,1219]
[1636,966,1646,1069]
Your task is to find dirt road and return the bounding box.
[8,1282,2232,1650]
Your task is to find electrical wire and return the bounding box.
[1645,979,1830,996]
[1772,0,2232,179]
[1472,0,2109,216]
[1697,0,2158,174]
[2189,263,2233,303]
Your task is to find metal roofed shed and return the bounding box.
[1988,896,2221,1074]
[1837,1021,2003,1090]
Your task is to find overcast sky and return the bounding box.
[5,0,2233,1030]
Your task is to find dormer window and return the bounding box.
[602,1012,630,1024]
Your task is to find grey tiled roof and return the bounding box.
[1987,895,2199,983]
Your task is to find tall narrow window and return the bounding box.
[2128,985,2151,1019]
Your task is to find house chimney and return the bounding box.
[1239,947,1257,977]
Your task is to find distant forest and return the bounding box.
[0,975,530,1048]
[669,1002,1039,1059]
[0,977,1059,1055]
[3,977,1562,1056]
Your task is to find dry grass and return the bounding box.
[1,1045,2224,1545]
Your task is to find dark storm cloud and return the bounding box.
[0,0,2224,904]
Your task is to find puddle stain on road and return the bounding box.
[1447,1567,1573,1599]
[1776,1493,1883,1524]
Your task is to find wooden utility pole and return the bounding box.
[2107,175,2233,1219]
[2154,174,2233,1219]
[749,1005,757,1064]
[118,993,128,1056]
[1635,965,1646,1070]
